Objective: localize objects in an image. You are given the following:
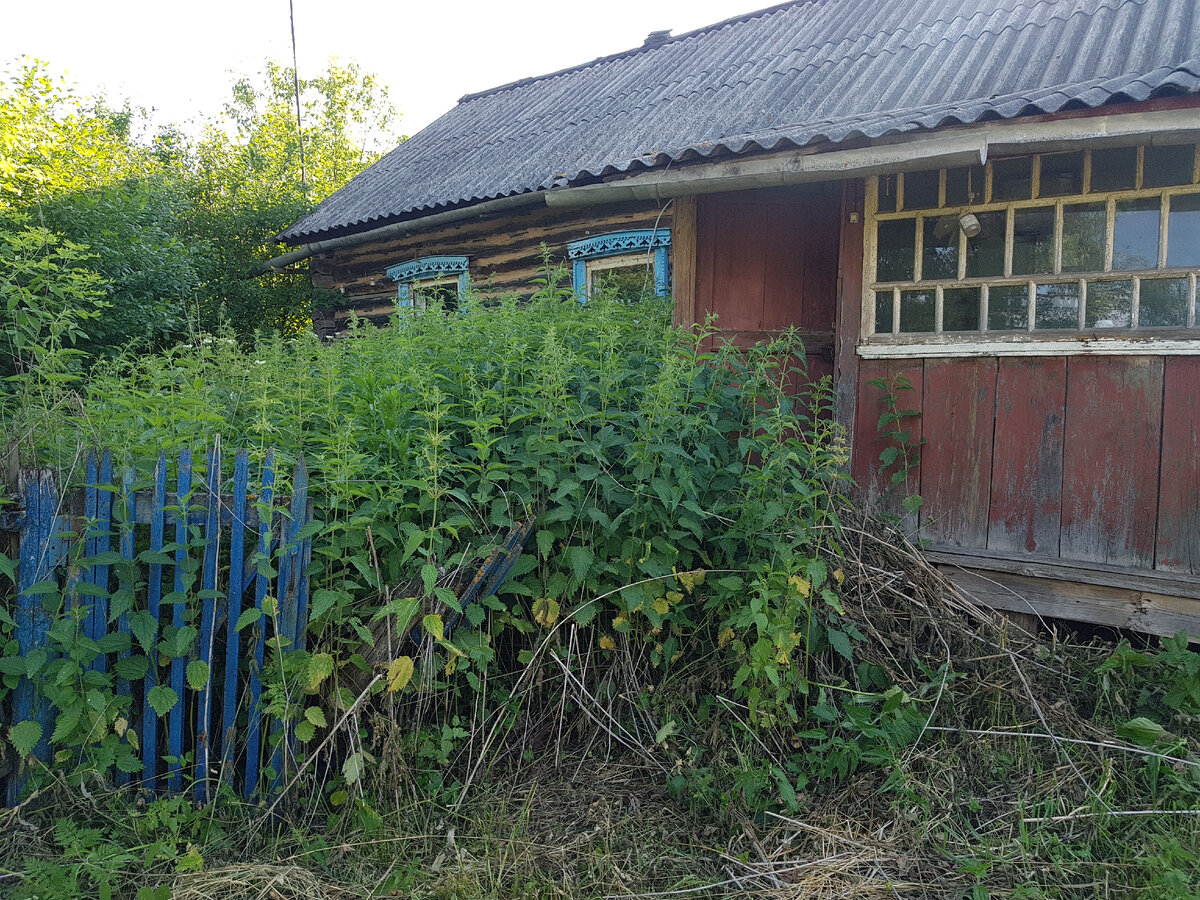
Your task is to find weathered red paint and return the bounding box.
[919,358,997,548]
[1156,356,1200,574]
[1060,355,1163,568]
[987,357,1066,557]
[852,360,924,522]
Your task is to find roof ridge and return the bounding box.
[456,0,817,105]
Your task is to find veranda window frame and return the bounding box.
[860,144,1200,358]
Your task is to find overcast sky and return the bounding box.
[3,0,767,139]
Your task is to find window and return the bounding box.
[864,144,1200,356]
[386,256,470,311]
[567,229,671,302]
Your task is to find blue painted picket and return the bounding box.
[1,447,313,806]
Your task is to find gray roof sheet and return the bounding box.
[284,0,1200,241]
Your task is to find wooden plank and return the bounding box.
[83,452,101,666]
[1156,356,1200,574]
[835,180,865,442]
[114,464,136,787]
[696,192,767,332]
[942,567,1200,641]
[8,468,64,802]
[851,360,924,525]
[243,451,275,801]
[672,195,697,327]
[141,453,167,789]
[168,450,192,793]
[221,450,249,787]
[1061,356,1163,567]
[271,457,310,787]
[195,444,222,801]
[926,546,1200,600]
[987,357,1066,556]
[919,358,997,548]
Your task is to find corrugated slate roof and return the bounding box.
[283,0,1200,241]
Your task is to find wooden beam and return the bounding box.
[941,566,1200,641]
[835,180,865,441]
[672,195,697,327]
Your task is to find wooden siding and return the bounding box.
[310,200,674,330]
[693,184,842,382]
[852,354,1200,579]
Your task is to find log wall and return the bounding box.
[309,200,673,332]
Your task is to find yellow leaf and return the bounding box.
[693,570,706,586]
[113,717,128,737]
[423,614,444,641]
[788,575,811,597]
[599,635,616,651]
[387,656,414,693]
[833,568,845,585]
[532,597,560,628]
[666,590,684,604]
[262,595,278,617]
[718,627,736,648]
[653,597,670,615]
[127,728,140,752]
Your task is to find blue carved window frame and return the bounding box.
[385,255,470,310]
[567,229,671,302]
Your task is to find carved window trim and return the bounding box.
[567,229,671,301]
[386,255,470,309]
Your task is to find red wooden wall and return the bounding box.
[693,184,842,383]
[851,355,1200,576]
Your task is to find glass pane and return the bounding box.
[945,165,985,206]
[1035,282,1081,329]
[592,264,654,302]
[876,219,915,281]
[1091,146,1137,192]
[1062,202,1106,273]
[1039,152,1083,197]
[1144,144,1195,188]
[903,170,940,210]
[1139,278,1190,327]
[413,281,460,311]
[922,217,959,279]
[1012,206,1056,275]
[965,211,1007,277]
[988,284,1029,331]
[899,289,935,333]
[877,175,898,213]
[943,287,980,332]
[992,157,1032,201]
[1167,193,1200,267]
[1113,198,1160,270]
[1085,281,1132,328]
[874,291,894,334]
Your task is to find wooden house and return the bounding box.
[276,0,1200,638]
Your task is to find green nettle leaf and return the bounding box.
[464,603,487,627]
[51,704,83,744]
[306,652,335,692]
[536,529,555,559]
[147,685,179,717]
[115,752,144,774]
[564,546,593,582]
[114,655,150,681]
[234,607,262,632]
[422,615,444,641]
[342,750,365,784]
[96,632,131,654]
[10,720,42,758]
[185,660,210,691]
[827,629,854,662]
[295,720,316,743]
[304,706,327,727]
[420,563,438,596]
[1117,716,1168,746]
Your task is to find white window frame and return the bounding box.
[860,144,1200,358]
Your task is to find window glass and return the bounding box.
[943,287,980,332]
[1012,206,1056,275]
[1144,144,1195,189]
[1039,152,1084,197]
[1113,198,1160,270]
[1091,146,1137,192]
[922,217,959,280]
[1062,202,1106,273]
[876,218,916,281]
[945,165,985,206]
[992,157,1032,201]
[903,170,940,210]
[592,264,654,303]
[988,284,1029,331]
[1085,281,1132,328]
[874,291,894,334]
[1140,278,1190,327]
[899,289,935,333]
[1167,193,1200,268]
[1035,282,1080,329]
[964,211,1006,277]
[877,175,898,213]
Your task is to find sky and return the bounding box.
[2,0,768,138]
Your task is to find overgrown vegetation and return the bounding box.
[0,269,1197,898]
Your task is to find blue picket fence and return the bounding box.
[2,446,313,805]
